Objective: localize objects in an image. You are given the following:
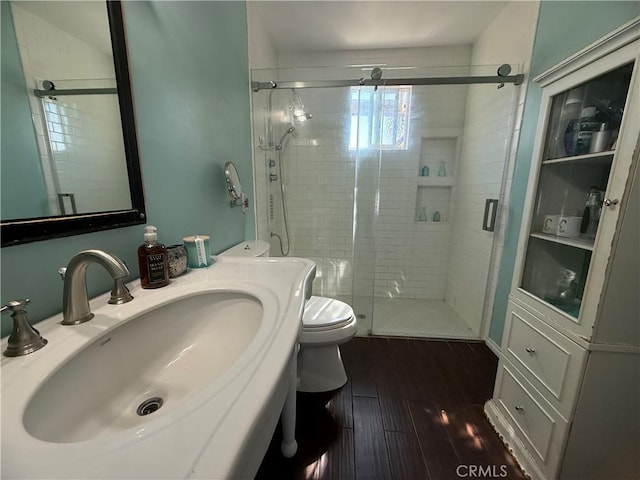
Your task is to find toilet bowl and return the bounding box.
[218,241,357,392]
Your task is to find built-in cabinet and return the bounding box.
[485,21,640,480]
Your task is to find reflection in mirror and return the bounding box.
[1,1,145,246]
[36,82,131,215]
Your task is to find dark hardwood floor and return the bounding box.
[256,337,526,480]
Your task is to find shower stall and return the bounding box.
[251,64,521,340]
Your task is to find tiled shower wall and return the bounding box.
[372,83,468,300]
[276,87,357,295]
[255,46,477,300]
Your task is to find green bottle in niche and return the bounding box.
[432,211,441,222]
[418,207,428,222]
[437,161,446,177]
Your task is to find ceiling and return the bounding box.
[248,1,510,52]
[13,1,112,56]
[15,1,510,56]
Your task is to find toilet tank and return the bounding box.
[218,240,271,258]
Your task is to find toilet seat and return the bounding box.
[303,296,354,331]
[300,296,357,346]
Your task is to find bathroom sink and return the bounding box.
[2,256,316,479]
[23,291,263,443]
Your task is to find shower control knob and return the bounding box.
[525,347,536,354]
[514,405,525,412]
[604,198,619,207]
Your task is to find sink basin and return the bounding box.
[2,256,316,479]
[24,291,262,443]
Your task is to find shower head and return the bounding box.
[370,67,383,80]
[276,125,295,150]
[291,90,312,122]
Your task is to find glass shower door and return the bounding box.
[370,78,519,339]
[251,64,519,340]
[254,80,378,335]
[349,86,383,335]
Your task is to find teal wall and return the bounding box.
[0,1,254,336]
[1,2,49,219]
[123,1,255,249]
[489,1,640,344]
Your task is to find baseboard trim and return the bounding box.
[484,400,549,480]
[484,337,502,357]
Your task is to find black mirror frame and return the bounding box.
[1,1,146,247]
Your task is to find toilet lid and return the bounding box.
[303,296,355,330]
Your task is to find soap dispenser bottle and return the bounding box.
[138,225,169,289]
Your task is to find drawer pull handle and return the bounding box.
[525,347,536,354]
[515,405,525,412]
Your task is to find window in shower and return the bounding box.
[349,86,411,150]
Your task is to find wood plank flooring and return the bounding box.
[255,337,525,480]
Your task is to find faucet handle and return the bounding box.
[1,298,30,314]
[1,298,47,357]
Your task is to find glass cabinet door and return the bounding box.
[520,62,634,319]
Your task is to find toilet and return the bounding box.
[218,240,357,393]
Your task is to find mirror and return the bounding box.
[224,161,248,213]
[1,1,145,247]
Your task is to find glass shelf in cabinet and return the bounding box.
[529,232,594,251]
[542,150,615,166]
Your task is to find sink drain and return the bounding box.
[136,397,163,416]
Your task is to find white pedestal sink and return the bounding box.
[1,256,315,479]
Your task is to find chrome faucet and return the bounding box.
[61,250,133,325]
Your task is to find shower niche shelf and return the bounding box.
[418,136,458,180]
[415,136,458,223]
[416,177,455,187]
[415,186,451,223]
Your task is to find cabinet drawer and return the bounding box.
[504,301,586,418]
[495,363,569,478]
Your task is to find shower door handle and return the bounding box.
[482,199,499,232]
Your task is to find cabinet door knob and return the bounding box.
[515,405,525,412]
[525,347,536,354]
[604,198,619,207]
